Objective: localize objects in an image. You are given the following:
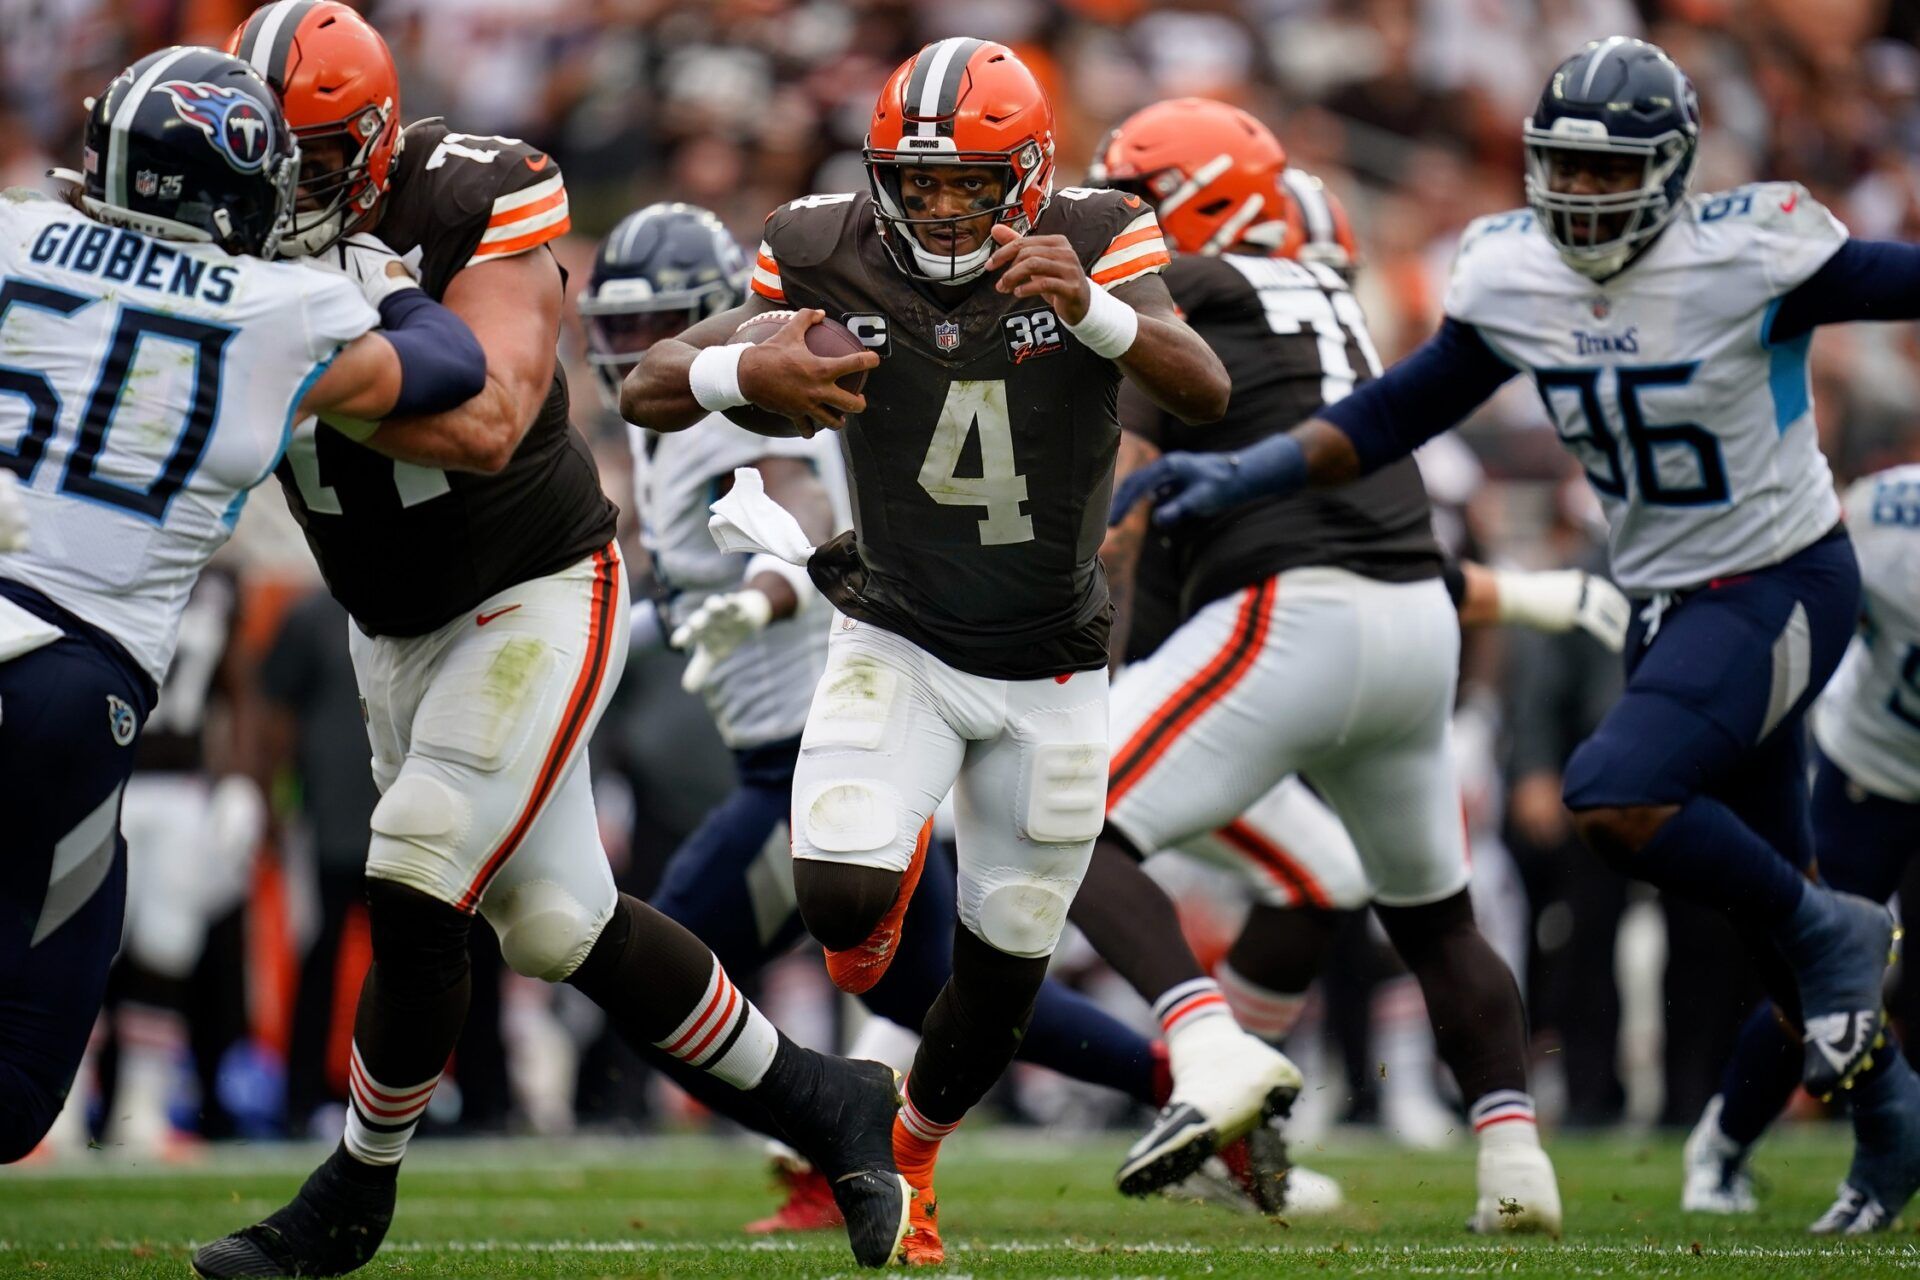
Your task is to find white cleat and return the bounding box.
[1118,1020,1302,1198]
[1470,1142,1563,1237]
[1682,1096,1757,1214]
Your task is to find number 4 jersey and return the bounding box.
[0,191,376,685]
[1445,182,1846,592]
[755,187,1167,679]
[277,118,616,636]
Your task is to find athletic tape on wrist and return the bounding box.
[691,343,753,412]
[1064,281,1140,359]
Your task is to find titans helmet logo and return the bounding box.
[156,81,272,175]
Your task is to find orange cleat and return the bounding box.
[824,819,932,995]
[744,1159,844,1235]
[892,1112,945,1266]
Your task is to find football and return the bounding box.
[722,311,870,435]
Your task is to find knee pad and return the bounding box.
[367,773,470,881]
[795,779,901,863]
[485,878,610,982]
[363,876,472,994]
[967,880,1073,960]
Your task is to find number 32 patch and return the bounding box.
[1003,310,1064,363]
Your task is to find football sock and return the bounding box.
[1630,796,1807,928]
[1068,834,1207,1001]
[1469,1090,1542,1150]
[566,893,778,1090]
[896,1083,960,1174]
[902,925,1048,1125]
[112,1000,188,1145]
[1375,890,1529,1105]
[1717,1000,1804,1148]
[342,880,473,1169]
[792,860,904,953]
[1216,903,1341,1042]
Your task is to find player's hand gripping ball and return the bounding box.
[728,310,877,437]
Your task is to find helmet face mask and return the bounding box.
[1523,38,1700,281]
[283,98,395,256]
[867,158,1020,283]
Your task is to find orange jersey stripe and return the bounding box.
[1218,821,1331,910]
[1100,225,1164,258]
[487,185,567,228]
[1092,250,1171,286]
[471,215,572,262]
[756,252,779,273]
[750,275,786,302]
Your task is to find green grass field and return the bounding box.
[2,1128,1915,1278]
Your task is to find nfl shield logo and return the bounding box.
[1591,296,1610,319]
[135,170,158,197]
[935,321,960,352]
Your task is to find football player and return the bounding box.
[1077,98,1561,1232]
[589,202,1295,1228]
[1119,34,1916,1176]
[1683,460,1920,1233]
[0,46,486,1163]
[194,5,911,1274]
[622,38,1249,1262]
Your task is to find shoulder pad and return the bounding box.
[759,192,865,271]
[399,119,562,225]
[1444,209,1536,324]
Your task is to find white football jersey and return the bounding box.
[1813,467,1920,803]
[1446,182,1845,591]
[632,416,849,748]
[0,192,376,683]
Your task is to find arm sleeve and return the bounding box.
[377,289,489,416]
[1318,317,1516,474]
[1766,239,1920,346]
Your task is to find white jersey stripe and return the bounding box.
[490,173,565,216]
[241,1,301,79]
[1091,236,1169,276]
[479,201,569,244]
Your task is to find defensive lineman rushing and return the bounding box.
[1121,36,1913,1207]
[0,45,487,1161]
[622,38,1249,1262]
[1072,98,1561,1231]
[195,5,911,1273]
[582,202,1211,1229]
[1684,461,1920,1232]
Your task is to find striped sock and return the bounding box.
[1215,961,1305,1043]
[1152,977,1233,1040]
[654,957,778,1090]
[896,1079,962,1170]
[1469,1090,1539,1147]
[343,1043,440,1166]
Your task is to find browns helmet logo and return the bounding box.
[157,80,272,174]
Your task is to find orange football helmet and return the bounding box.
[865,38,1056,283]
[227,0,400,257]
[1279,168,1361,276]
[1091,98,1288,257]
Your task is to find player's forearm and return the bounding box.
[1319,317,1512,473]
[1117,315,1230,424]
[743,571,800,622]
[366,373,532,474]
[622,340,709,433]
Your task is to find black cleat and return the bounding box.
[769,1053,910,1268]
[192,1146,396,1277]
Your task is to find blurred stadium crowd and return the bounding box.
[10,0,1920,1157]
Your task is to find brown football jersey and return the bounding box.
[1130,253,1441,619]
[756,188,1169,679]
[275,119,617,636]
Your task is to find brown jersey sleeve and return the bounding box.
[389,120,572,296]
[1044,187,1171,287]
[753,192,866,304]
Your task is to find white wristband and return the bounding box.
[1064,281,1139,359]
[690,343,752,412]
[745,552,816,610]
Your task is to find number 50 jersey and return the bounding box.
[1446,182,1845,592]
[755,187,1167,680]
[0,192,376,685]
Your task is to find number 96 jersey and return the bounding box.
[754,187,1168,680]
[1446,182,1846,592]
